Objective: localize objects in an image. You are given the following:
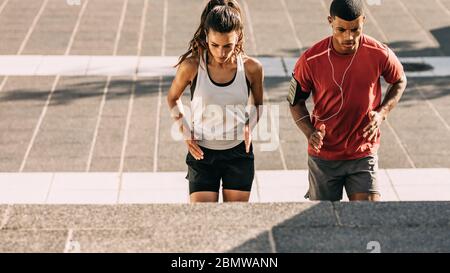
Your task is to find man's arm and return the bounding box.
[289,100,325,153]
[363,73,408,141]
[378,73,407,119]
[290,100,314,139]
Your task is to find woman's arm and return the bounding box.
[167,57,198,118]
[244,57,264,152]
[244,57,264,127]
[166,57,204,160]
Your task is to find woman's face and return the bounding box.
[206,30,238,64]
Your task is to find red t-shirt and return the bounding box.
[293,34,404,160]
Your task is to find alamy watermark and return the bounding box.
[170,100,280,152]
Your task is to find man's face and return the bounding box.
[328,15,365,54]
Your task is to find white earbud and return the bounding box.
[296,38,358,124]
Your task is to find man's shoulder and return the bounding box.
[361,35,390,57]
[303,37,330,59]
[296,37,331,68]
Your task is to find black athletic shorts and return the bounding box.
[185,141,255,194]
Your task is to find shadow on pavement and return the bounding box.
[229,201,450,253]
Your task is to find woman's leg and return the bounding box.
[222,189,250,202]
[190,191,219,203]
[221,144,254,202]
[186,147,221,203]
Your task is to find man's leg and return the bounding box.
[307,156,346,201]
[345,155,380,202]
[348,192,380,201]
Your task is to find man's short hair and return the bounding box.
[330,0,363,21]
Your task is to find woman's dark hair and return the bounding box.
[176,0,244,67]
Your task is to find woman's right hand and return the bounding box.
[186,138,204,160]
[175,116,203,160]
[181,124,203,160]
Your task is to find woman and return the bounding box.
[166,0,264,203]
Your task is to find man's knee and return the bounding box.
[348,192,380,201]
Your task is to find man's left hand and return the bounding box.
[363,111,384,142]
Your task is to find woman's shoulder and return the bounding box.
[178,55,200,78]
[242,55,263,76]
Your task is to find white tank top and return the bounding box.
[190,53,249,150]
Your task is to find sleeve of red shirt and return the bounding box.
[381,46,404,84]
[293,53,313,94]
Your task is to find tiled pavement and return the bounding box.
[0,201,449,252]
[0,1,448,202]
[0,168,448,204]
[0,0,449,253]
[0,0,449,173]
[0,55,449,77]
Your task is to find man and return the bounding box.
[288,0,407,201]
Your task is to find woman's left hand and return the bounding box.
[244,123,252,153]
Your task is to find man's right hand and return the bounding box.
[309,124,326,153]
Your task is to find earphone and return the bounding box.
[295,37,359,124]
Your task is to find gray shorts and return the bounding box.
[306,154,380,201]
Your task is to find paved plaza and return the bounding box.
[0,0,449,252]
